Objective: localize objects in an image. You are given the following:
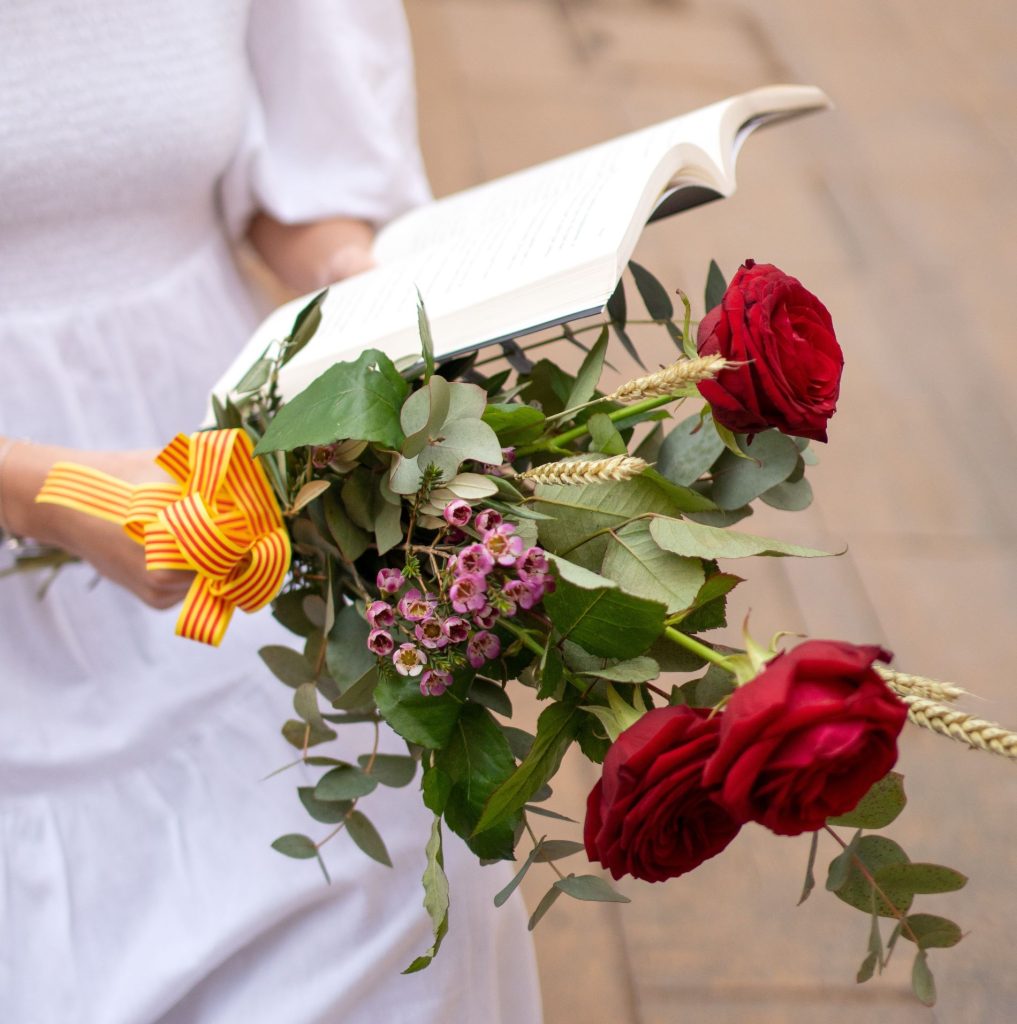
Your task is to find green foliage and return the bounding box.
[649,517,832,560]
[709,431,801,510]
[375,672,464,749]
[255,349,409,454]
[555,874,630,903]
[565,327,609,410]
[315,765,378,801]
[357,753,418,788]
[600,522,705,614]
[326,605,374,690]
[259,645,313,687]
[345,810,392,867]
[829,835,914,918]
[629,260,674,320]
[403,817,450,973]
[828,773,907,829]
[704,259,727,312]
[657,413,726,486]
[482,403,546,446]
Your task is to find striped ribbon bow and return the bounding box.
[36,429,290,646]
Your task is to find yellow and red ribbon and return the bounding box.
[36,429,290,646]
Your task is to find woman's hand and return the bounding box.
[2,442,194,609]
[246,213,376,293]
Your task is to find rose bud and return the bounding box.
[584,706,741,883]
[702,640,906,836]
[696,260,843,442]
[443,499,473,528]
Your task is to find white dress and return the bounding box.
[0,3,542,1022]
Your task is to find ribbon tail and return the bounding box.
[176,576,234,648]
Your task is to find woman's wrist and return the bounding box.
[0,440,66,544]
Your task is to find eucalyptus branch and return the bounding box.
[524,816,567,882]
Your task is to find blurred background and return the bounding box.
[397,1,1017,1021]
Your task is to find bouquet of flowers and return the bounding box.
[39,258,1017,1004]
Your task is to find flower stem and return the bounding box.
[498,616,547,659]
[663,626,733,671]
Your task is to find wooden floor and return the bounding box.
[402,1,1017,1021]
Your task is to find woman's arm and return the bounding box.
[0,439,193,609]
[246,213,376,293]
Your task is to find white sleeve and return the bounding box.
[220,0,431,236]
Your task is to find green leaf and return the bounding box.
[611,323,646,369]
[297,787,352,825]
[524,804,578,824]
[911,950,937,1007]
[600,521,706,614]
[272,589,317,638]
[534,840,585,863]
[375,671,463,749]
[283,289,327,366]
[475,702,579,834]
[322,490,371,562]
[403,816,450,972]
[293,683,327,730]
[358,753,418,788]
[543,556,667,658]
[586,412,627,456]
[501,726,535,761]
[709,431,800,510]
[629,260,673,320]
[857,950,878,984]
[554,874,631,903]
[657,413,726,486]
[874,863,968,896]
[259,645,314,687]
[346,810,393,867]
[692,662,736,707]
[235,357,272,395]
[606,276,626,327]
[325,605,375,691]
[417,290,435,382]
[469,678,513,718]
[271,833,318,860]
[828,772,907,829]
[528,884,563,930]
[374,497,403,555]
[832,835,915,918]
[901,914,964,949]
[649,517,832,561]
[565,326,609,410]
[315,765,378,801]
[639,468,718,514]
[579,656,660,683]
[400,376,451,456]
[482,403,546,446]
[799,832,819,905]
[254,348,409,454]
[436,704,519,861]
[705,259,727,312]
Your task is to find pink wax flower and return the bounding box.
[376,568,405,594]
[449,573,488,613]
[467,630,501,669]
[392,643,427,677]
[473,509,502,534]
[502,578,538,612]
[473,604,498,630]
[366,600,395,629]
[456,543,495,576]
[420,668,453,697]
[515,547,550,582]
[445,526,466,545]
[442,616,471,644]
[367,629,395,657]
[482,523,524,566]
[398,588,436,622]
[415,617,450,650]
[443,499,473,528]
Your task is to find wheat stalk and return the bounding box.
[900,695,1017,761]
[607,355,733,402]
[518,455,648,485]
[877,667,967,703]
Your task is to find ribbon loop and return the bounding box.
[36,429,290,646]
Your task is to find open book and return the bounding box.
[213,84,830,404]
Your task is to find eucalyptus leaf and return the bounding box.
[297,787,352,825]
[565,326,609,410]
[799,832,819,905]
[271,833,318,860]
[528,885,563,931]
[705,259,727,312]
[272,589,317,638]
[284,289,327,365]
[832,835,914,918]
[290,479,330,514]
[358,753,417,788]
[554,874,631,903]
[235,357,271,395]
[281,718,337,749]
[874,863,967,895]
[657,413,725,486]
[326,605,374,690]
[534,840,586,863]
[494,843,542,908]
[606,276,626,327]
[322,490,371,562]
[900,913,964,949]
[587,412,626,456]
[611,323,646,369]
[346,810,392,867]
[416,290,436,382]
[760,475,814,511]
[828,772,907,829]
[911,950,937,1007]
[330,667,378,711]
[259,645,314,687]
[709,431,800,510]
[315,765,378,801]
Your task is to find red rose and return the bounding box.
[697,260,843,442]
[584,706,742,883]
[702,641,907,836]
